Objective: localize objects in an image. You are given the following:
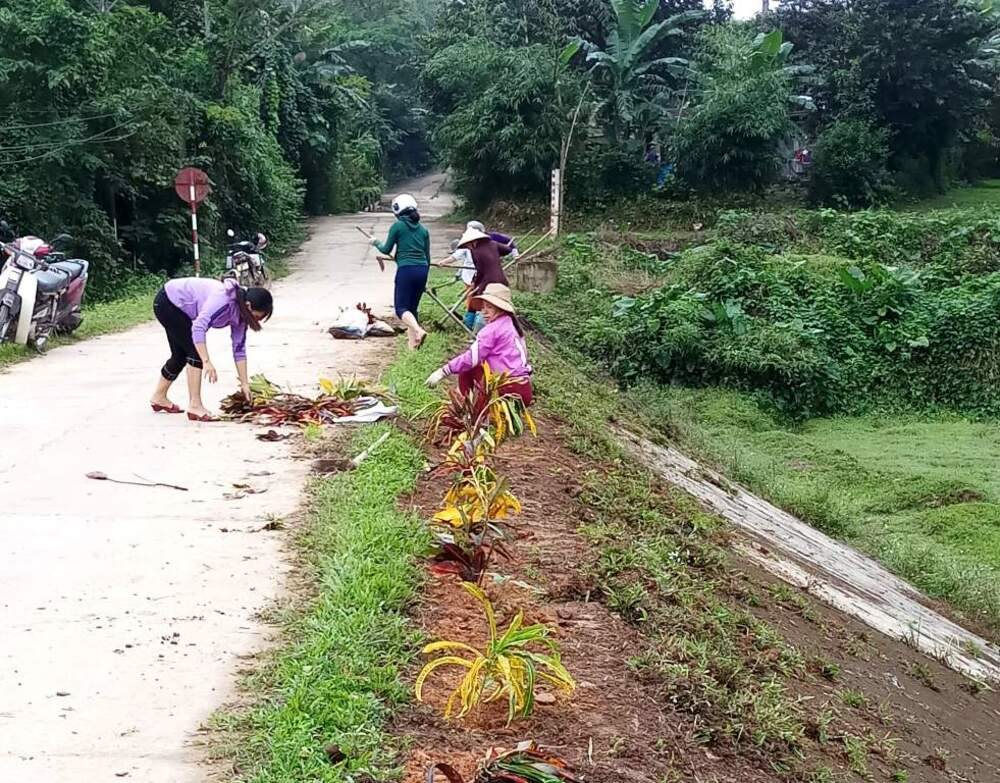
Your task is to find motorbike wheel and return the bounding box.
[55,311,83,335]
[254,265,271,289]
[0,303,12,343]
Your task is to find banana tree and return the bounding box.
[584,0,704,141]
[749,29,817,113]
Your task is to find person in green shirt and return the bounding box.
[372,193,431,349]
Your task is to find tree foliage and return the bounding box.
[775,0,997,191]
[673,26,809,191]
[423,41,582,206]
[584,1,703,141]
[0,0,432,298]
[7,0,1000,294]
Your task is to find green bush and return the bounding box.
[522,233,1000,418]
[566,140,658,208]
[715,207,1000,279]
[808,119,892,207]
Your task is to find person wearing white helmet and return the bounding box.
[372,193,431,349]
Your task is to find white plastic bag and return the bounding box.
[328,306,370,339]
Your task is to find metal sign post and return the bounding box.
[550,168,562,236]
[174,167,212,277]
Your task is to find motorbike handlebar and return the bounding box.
[1,241,49,270]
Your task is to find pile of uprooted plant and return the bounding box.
[415,366,580,782]
[221,374,384,426]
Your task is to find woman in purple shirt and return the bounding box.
[150,277,273,421]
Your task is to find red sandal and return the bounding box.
[187,412,220,422]
[151,403,184,414]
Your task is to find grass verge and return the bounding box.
[212,419,429,782]
[528,344,824,772]
[210,333,446,783]
[640,391,1000,639]
[0,280,161,369]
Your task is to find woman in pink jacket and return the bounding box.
[425,283,533,406]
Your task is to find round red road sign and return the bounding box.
[174,167,212,207]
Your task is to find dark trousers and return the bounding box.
[457,365,534,407]
[394,264,429,318]
[154,288,202,381]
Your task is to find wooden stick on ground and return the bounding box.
[351,430,392,467]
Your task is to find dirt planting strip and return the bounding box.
[395,422,776,783]
[394,415,1000,783]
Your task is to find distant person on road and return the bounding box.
[373,193,431,349]
[425,283,533,406]
[456,224,512,329]
[150,277,273,422]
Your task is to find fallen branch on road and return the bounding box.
[86,471,188,492]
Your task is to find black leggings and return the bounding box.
[154,288,203,381]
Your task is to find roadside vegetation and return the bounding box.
[515,203,1000,639]
[0,278,159,369]
[211,257,1000,782]
[0,0,430,299]
[315,308,996,782]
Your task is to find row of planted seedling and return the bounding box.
[414,368,577,768]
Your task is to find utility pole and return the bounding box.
[762,0,770,13]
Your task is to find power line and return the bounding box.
[0,129,138,166]
[0,113,120,133]
[0,124,134,154]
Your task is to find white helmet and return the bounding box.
[467,220,485,232]
[391,193,418,215]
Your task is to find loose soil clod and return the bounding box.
[311,457,354,474]
[256,430,291,442]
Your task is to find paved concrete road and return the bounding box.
[0,175,455,781]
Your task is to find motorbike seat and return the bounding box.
[48,260,86,282]
[34,268,70,294]
[229,241,256,254]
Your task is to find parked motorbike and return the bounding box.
[224,229,270,288]
[0,223,89,352]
